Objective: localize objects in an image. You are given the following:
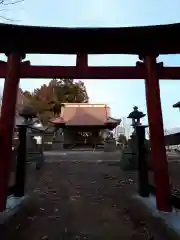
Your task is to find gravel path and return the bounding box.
[1,161,176,240]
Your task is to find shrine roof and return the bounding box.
[107,116,121,124]
[0,23,180,54]
[51,103,121,127]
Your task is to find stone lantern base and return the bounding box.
[120,135,151,170]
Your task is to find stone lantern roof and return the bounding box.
[128,106,146,120]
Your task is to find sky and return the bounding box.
[0,0,180,131]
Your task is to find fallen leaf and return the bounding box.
[41,236,48,240]
[16,224,21,230]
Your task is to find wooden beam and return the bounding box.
[0,62,180,79]
[0,23,180,54]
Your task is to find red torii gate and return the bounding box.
[1,23,180,213]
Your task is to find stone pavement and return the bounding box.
[44,150,122,162]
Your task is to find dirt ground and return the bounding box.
[1,160,180,240]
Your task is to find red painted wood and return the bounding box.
[0,62,180,79]
[144,55,172,212]
[76,53,88,68]
[0,53,22,211]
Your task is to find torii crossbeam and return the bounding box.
[0,61,180,79]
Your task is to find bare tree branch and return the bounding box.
[0,14,17,21]
[0,0,23,6]
[0,0,23,22]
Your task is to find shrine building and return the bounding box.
[51,103,121,149]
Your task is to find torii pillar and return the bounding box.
[0,52,24,211]
[141,55,172,212]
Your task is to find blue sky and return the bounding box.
[0,0,180,130]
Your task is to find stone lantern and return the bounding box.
[19,105,37,125]
[128,106,146,128]
[12,105,37,197]
[120,106,146,170]
[19,105,44,170]
[127,106,145,137]
[19,105,38,146]
[18,105,38,154]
